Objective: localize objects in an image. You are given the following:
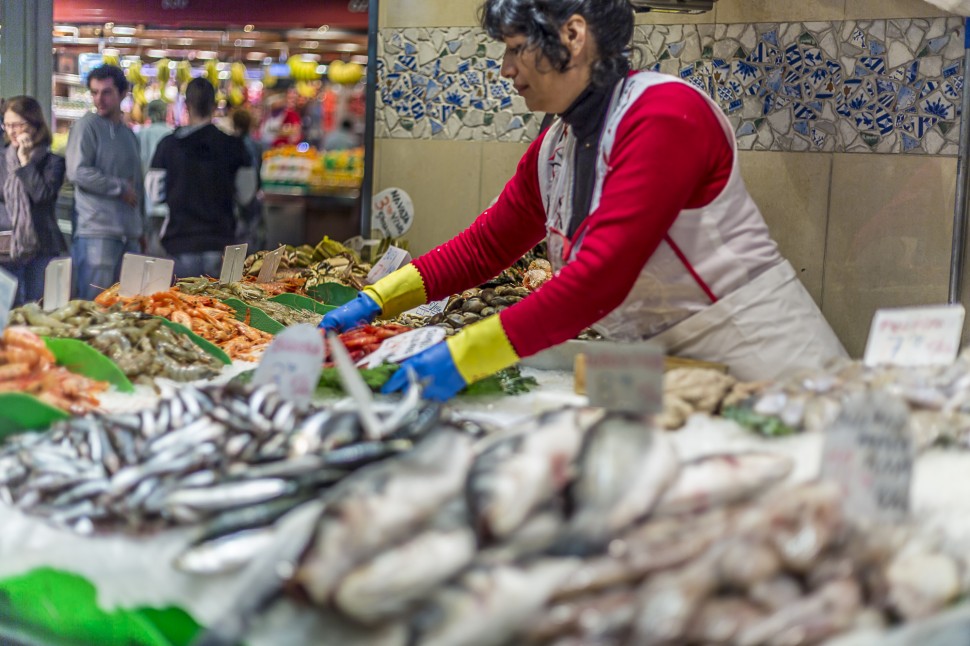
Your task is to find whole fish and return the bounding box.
[163,478,296,512]
[653,451,794,516]
[552,415,679,556]
[174,527,279,575]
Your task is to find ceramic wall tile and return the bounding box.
[823,154,957,356]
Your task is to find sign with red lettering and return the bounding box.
[371,188,414,238]
[253,324,325,407]
[863,304,965,367]
[586,341,663,415]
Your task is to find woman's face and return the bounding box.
[3,111,33,147]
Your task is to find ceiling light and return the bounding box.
[196,50,218,59]
[316,64,329,74]
[112,26,137,36]
[105,22,115,30]
[234,39,255,47]
[317,25,330,32]
[102,48,120,57]
[244,24,255,32]
[301,53,320,62]
[334,44,360,53]
[175,38,193,46]
[245,51,267,61]
[300,41,319,49]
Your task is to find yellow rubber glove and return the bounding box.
[362,263,428,318]
[445,314,521,385]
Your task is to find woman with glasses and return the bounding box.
[0,96,66,305]
[321,0,847,400]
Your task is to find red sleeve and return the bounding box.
[501,82,734,357]
[412,134,548,300]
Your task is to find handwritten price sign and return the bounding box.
[253,324,325,407]
[863,305,965,367]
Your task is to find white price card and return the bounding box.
[0,266,17,331]
[403,298,450,318]
[863,304,965,367]
[219,244,248,285]
[821,391,913,523]
[585,341,664,415]
[366,245,412,284]
[358,326,446,369]
[371,187,414,238]
[43,258,72,312]
[252,324,325,407]
[257,246,286,284]
[118,253,175,298]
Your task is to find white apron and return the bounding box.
[538,72,847,381]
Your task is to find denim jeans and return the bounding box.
[72,237,140,301]
[1,254,58,306]
[172,251,223,280]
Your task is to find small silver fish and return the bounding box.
[174,527,279,575]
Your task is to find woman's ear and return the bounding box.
[560,14,589,57]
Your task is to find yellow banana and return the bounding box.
[205,60,220,88]
[176,60,193,86]
[102,53,120,68]
[156,59,171,85]
[230,62,247,86]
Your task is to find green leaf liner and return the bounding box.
[306,282,358,306]
[269,292,337,316]
[0,567,202,646]
[221,298,285,335]
[43,338,134,393]
[0,393,69,439]
[155,318,232,365]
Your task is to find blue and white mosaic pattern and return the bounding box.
[378,18,965,154]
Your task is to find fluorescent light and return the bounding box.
[316,64,328,74]
[196,50,218,59]
[245,51,267,61]
[146,49,168,58]
[112,26,137,35]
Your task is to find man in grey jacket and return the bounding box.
[66,64,143,300]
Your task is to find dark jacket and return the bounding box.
[0,150,68,255]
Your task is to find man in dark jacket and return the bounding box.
[146,78,255,278]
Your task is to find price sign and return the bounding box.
[366,246,412,284]
[118,253,175,297]
[585,341,664,415]
[0,267,17,330]
[43,258,72,312]
[252,324,325,407]
[357,326,446,369]
[821,391,913,523]
[864,305,964,367]
[403,297,450,318]
[219,244,248,285]
[257,246,286,284]
[371,188,414,238]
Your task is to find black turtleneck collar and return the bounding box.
[559,83,614,141]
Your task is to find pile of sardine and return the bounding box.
[287,409,967,645]
[10,301,223,383]
[724,351,970,450]
[177,277,322,327]
[0,382,444,549]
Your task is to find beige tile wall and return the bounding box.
[382,0,480,29]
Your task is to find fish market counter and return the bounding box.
[2,365,970,645]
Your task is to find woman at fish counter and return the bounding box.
[321,0,847,400]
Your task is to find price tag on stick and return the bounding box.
[0,267,17,331]
[219,244,248,285]
[585,341,664,415]
[257,246,286,284]
[366,245,411,284]
[357,326,446,369]
[403,298,450,318]
[864,304,965,367]
[371,187,414,238]
[118,253,175,297]
[821,391,913,523]
[252,324,325,407]
[43,258,72,312]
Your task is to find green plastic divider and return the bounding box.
[156,318,232,365]
[0,393,69,439]
[269,292,337,316]
[44,338,134,393]
[221,297,285,335]
[306,282,358,306]
[0,567,201,646]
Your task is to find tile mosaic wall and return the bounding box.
[377,18,966,154]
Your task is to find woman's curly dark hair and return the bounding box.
[479,0,635,87]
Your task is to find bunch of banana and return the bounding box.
[288,56,320,82]
[227,62,248,107]
[230,62,247,86]
[156,58,172,85]
[102,53,120,68]
[295,81,318,99]
[126,59,147,86]
[131,84,148,106]
[176,60,193,87]
[328,60,364,85]
[204,60,220,89]
[263,64,278,89]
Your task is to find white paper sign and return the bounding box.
[821,391,913,523]
[43,258,72,312]
[219,244,248,285]
[403,298,450,319]
[357,326,446,369]
[366,245,412,284]
[864,304,965,367]
[257,246,286,284]
[252,324,325,407]
[118,253,175,298]
[371,188,414,238]
[586,341,664,415]
[0,267,17,331]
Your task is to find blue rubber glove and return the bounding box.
[382,342,467,402]
[318,292,382,333]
